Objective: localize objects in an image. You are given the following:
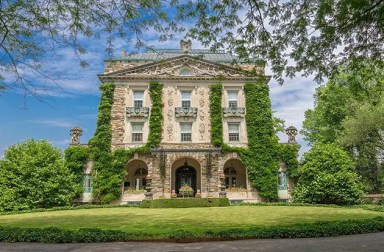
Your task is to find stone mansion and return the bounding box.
[71,40,298,203]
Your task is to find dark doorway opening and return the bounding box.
[175,161,197,195]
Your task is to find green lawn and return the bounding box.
[0,206,383,236]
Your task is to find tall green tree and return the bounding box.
[0,139,76,211]
[301,61,384,193]
[1,1,384,93]
[293,144,363,205]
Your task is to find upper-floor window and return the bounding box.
[181,91,191,107]
[180,122,192,142]
[228,123,239,142]
[179,68,193,76]
[228,91,238,108]
[131,123,144,142]
[133,91,144,108]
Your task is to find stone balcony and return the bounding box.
[175,107,198,118]
[222,107,245,117]
[126,107,150,118]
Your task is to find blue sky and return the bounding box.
[0,35,318,158]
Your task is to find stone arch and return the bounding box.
[223,158,247,190]
[124,159,149,192]
[171,156,202,195]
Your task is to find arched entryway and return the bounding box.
[223,159,247,190]
[171,157,201,196]
[175,162,197,194]
[124,160,148,192]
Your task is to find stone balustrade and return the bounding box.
[126,107,150,118]
[222,107,245,117]
[175,107,198,118]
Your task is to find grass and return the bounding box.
[0,205,383,236]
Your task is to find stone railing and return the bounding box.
[222,107,245,117]
[126,107,150,118]
[175,107,198,118]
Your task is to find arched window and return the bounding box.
[224,167,237,188]
[179,68,192,76]
[134,168,148,190]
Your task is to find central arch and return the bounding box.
[175,163,197,194]
[171,157,201,195]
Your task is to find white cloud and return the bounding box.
[30,118,75,128]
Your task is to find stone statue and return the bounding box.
[121,49,127,57]
[180,39,192,53]
[70,126,83,145]
[285,126,298,144]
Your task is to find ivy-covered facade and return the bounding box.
[68,40,299,204]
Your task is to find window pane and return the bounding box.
[228,101,237,108]
[228,124,239,133]
[181,133,192,142]
[133,91,144,100]
[182,100,191,107]
[228,91,238,100]
[132,133,143,142]
[134,100,143,108]
[180,123,192,133]
[132,123,143,133]
[180,69,192,76]
[181,91,191,100]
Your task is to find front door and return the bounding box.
[175,165,197,194]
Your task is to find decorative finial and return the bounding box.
[70,126,83,145]
[285,126,298,144]
[180,39,192,53]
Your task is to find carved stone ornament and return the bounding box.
[180,39,192,53]
[70,126,83,145]
[167,89,174,106]
[199,123,205,140]
[199,99,205,108]
[222,107,245,117]
[114,57,243,78]
[167,124,173,140]
[175,107,198,118]
[199,109,205,121]
[167,109,173,120]
[285,126,298,144]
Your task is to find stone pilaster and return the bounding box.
[111,85,126,147]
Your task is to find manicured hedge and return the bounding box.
[1,217,384,242]
[140,198,231,208]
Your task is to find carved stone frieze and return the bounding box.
[111,56,245,77]
[175,107,198,118]
[199,123,205,140]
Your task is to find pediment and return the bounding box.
[103,55,249,78]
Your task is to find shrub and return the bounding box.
[294,144,363,205]
[0,140,76,211]
[140,198,230,208]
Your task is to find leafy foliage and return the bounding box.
[0,0,181,93]
[1,217,384,242]
[89,82,163,204]
[64,146,90,197]
[140,198,230,208]
[294,144,363,205]
[301,61,384,193]
[209,84,223,147]
[0,140,76,211]
[181,0,384,84]
[210,82,282,201]
[277,144,300,182]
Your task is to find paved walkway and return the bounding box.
[1,232,384,252]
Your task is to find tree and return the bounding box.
[2,1,384,94]
[301,61,384,193]
[0,0,180,94]
[0,139,76,211]
[293,144,363,205]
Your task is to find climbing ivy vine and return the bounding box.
[210,82,282,201]
[87,81,164,204]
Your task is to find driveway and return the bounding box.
[1,232,384,252]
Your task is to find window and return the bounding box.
[224,167,237,188]
[181,91,191,107]
[134,168,148,190]
[132,123,143,142]
[83,175,92,193]
[228,123,240,142]
[133,91,144,108]
[228,91,238,108]
[180,123,192,142]
[179,68,192,76]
